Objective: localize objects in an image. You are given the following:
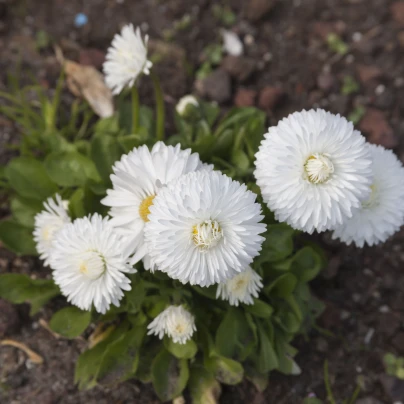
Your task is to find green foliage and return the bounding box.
[0,273,59,314]
[326,33,349,55]
[384,352,404,379]
[49,307,92,338]
[0,219,37,255]
[348,105,366,124]
[151,349,189,401]
[341,75,360,95]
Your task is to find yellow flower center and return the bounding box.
[304,153,334,184]
[139,195,155,222]
[192,220,223,251]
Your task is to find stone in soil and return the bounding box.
[221,55,256,82]
[392,332,404,352]
[359,108,399,148]
[195,69,232,104]
[234,88,257,107]
[317,72,336,92]
[356,398,383,404]
[244,0,276,22]
[258,86,285,112]
[391,1,404,26]
[356,64,383,84]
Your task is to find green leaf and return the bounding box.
[275,339,301,376]
[206,356,243,385]
[215,308,241,358]
[244,299,274,318]
[5,157,58,200]
[303,398,323,404]
[94,115,120,135]
[10,196,43,228]
[45,151,100,187]
[164,337,198,359]
[69,188,86,219]
[192,285,217,299]
[188,366,221,404]
[292,247,324,282]
[0,219,37,255]
[259,224,294,263]
[96,326,146,385]
[256,322,278,373]
[245,366,269,392]
[0,273,59,314]
[75,322,129,390]
[151,349,189,401]
[231,149,250,171]
[90,134,122,184]
[264,273,297,298]
[49,306,91,338]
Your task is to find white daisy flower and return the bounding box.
[333,144,404,247]
[147,305,196,344]
[33,194,70,266]
[103,24,152,95]
[216,266,263,306]
[50,214,134,314]
[144,170,266,286]
[254,109,373,233]
[176,95,199,116]
[101,141,212,271]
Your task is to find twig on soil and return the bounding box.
[39,318,61,339]
[0,339,44,364]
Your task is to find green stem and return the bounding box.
[151,72,165,141]
[324,360,336,404]
[131,86,139,134]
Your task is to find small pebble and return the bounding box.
[379,305,390,313]
[244,34,255,45]
[356,366,363,373]
[375,84,386,95]
[345,54,355,64]
[263,52,273,62]
[364,328,375,344]
[352,32,363,42]
[340,310,351,320]
[352,293,361,302]
[140,22,149,31]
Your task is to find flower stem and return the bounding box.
[151,72,165,141]
[131,86,139,134]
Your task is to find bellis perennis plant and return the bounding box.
[0,22,403,404]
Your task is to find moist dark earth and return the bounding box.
[1,0,404,403]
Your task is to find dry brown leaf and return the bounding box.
[55,45,114,118]
[64,60,114,118]
[1,339,44,364]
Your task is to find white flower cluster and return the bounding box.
[32,22,404,346]
[33,142,266,342]
[254,109,404,246]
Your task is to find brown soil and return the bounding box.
[1,0,404,403]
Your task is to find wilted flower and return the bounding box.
[103,24,152,95]
[102,142,212,271]
[50,214,134,314]
[216,266,263,306]
[254,109,373,233]
[147,305,196,344]
[33,194,70,266]
[333,144,404,247]
[144,170,266,286]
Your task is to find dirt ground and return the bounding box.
[1,0,404,403]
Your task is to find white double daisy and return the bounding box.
[254,109,373,233]
[333,144,404,247]
[50,214,134,314]
[33,194,70,266]
[102,142,212,271]
[103,24,152,95]
[147,305,196,344]
[144,170,266,286]
[216,266,263,306]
